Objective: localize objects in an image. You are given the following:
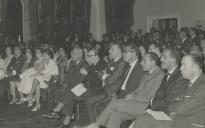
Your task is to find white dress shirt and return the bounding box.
[121,59,138,90]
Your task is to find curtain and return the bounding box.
[39,0,55,43]
[0,0,8,36]
[5,0,22,40]
[105,0,135,34]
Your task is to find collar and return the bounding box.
[182,37,187,43]
[190,73,201,85]
[114,56,121,62]
[168,65,178,75]
[149,67,158,75]
[130,59,138,68]
[191,35,196,39]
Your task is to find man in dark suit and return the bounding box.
[148,47,186,111]
[43,46,90,128]
[169,53,205,128]
[85,48,107,122]
[85,42,129,123]
[7,46,26,77]
[118,43,144,98]
[1,46,26,104]
[132,53,205,128]
[84,52,164,128]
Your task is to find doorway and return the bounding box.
[147,14,180,32]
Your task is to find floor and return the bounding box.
[0,98,89,128]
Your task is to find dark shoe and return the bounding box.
[42,112,61,119]
[55,123,71,128]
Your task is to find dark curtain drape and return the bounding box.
[39,0,91,43]
[39,0,55,43]
[5,0,22,40]
[72,0,91,38]
[105,0,135,34]
[0,0,8,37]
[29,0,38,42]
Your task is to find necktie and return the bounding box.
[187,81,192,88]
[121,65,132,90]
[166,73,171,81]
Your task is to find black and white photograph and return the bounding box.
[0,0,205,128]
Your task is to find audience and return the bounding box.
[132,53,205,128]
[1,26,205,128]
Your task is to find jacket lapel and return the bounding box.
[166,67,181,86]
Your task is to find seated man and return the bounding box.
[5,46,26,104]
[85,42,129,122]
[115,43,145,99]
[132,53,205,128]
[84,52,164,128]
[43,46,90,128]
[85,48,108,122]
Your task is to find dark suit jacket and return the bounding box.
[149,67,188,112]
[86,59,107,95]
[104,57,129,98]
[7,54,26,75]
[170,74,205,128]
[118,60,144,98]
[64,59,90,88]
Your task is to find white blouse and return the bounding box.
[42,59,59,75]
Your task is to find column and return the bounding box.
[90,0,106,41]
[0,0,8,35]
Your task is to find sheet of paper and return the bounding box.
[71,83,87,97]
[146,109,172,121]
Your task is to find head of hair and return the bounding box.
[124,42,141,58]
[139,43,149,52]
[190,27,198,34]
[110,41,123,53]
[164,47,183,65]
[189,53,204,70]
[43,49,53,59]
[180,27,189,37]
[14,45,22,51]
[147,52,160,66]
[87,48,98,56]
[150,43,163,53]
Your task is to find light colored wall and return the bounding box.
[133,0,205,32]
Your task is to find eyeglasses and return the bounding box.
[87,54,96,57]
[123,50,136,53]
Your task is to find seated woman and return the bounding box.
[31,49,59,111]
[9,48,35,104]
[56,47,68,83]
[0,46,13,80]
[13,48,45,104]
